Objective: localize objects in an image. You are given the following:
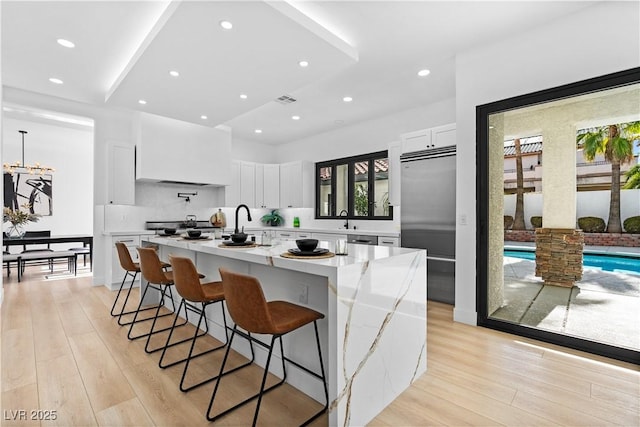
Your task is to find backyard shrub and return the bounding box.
[530,216,542,228]
[504,215,513,230]
[623,216,640,233]
[578,216,606,233]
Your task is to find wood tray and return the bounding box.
[281,251,335,260]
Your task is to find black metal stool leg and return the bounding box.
[207,326,283,423]
[143,286,190,353]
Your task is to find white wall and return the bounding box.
[455,1,640,324]
[3,117,93,239]
[232,137,279,163]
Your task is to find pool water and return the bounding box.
[504,249,640,275]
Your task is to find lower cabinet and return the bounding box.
[295,231,313,239]
[276,230,296,241]
[312,232,348,244]
[107,235,141,288]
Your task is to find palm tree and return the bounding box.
[512,138,526,230]
[577,121,640,233]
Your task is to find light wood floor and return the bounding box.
[1,267,639,426]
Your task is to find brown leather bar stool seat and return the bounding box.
[207,268,328,426]
[111,242,172,327]
[129,247,191,352]
[160,256,255,392]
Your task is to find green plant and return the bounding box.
[260,209,284,226]
[504,215,513,230]
[354,184,368,216]
[3,203,40,226]
[530,216,542,228]
[577,216,606,233]
[623,216,640,233]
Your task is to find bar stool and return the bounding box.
[111,242,172,327]
[207,268,328,426]
[129,247,189,353]
[160,255,255,392]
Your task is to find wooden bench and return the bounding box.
[15,250,78,282]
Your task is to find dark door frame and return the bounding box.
[476,67,640,365]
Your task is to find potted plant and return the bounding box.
[3,203,41,238]
[260,209,284,227]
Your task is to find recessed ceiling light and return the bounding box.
[49,78,63,84]
[417,69,431,77]
[292,115,300,120]
[240,93,248,99]
[56,38,75,48]
[201,115,208,120]
[169,70,180,77]
[220,20,233,30]
[298,60,309,67]
[254,129,262,134]
[138,99,147,105]
[343,96,353,102]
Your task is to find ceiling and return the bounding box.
[2,1,597,144]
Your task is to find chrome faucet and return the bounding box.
[234,204,252,234]
[339,209,349,229]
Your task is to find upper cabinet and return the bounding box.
[225,162,284,208]
[108,142,135,205]
[280,161,313,208]
[134,112,231,185]
[256,164,280,208]
[400,123,456,154]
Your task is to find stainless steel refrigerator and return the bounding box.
[401,146,456,304]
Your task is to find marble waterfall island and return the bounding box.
[144,235,427,426]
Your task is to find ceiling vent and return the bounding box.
[275,94,297,105]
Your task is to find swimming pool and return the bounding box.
[504,249,640,275]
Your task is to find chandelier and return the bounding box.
[3,130,55,176]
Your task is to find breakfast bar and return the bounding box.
[143,235,427,426]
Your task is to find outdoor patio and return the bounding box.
[492,243,640,352]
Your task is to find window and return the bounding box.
[315,151,392,220]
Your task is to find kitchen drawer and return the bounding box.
[276,231,296,241]
[295,231,313,239]
[378,236,400,247]
[312,232,347,244]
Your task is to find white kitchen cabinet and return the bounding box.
[108,143,135,205]
[276,230,296,241]
[106,235,141,288]
[295,231,313,239]
[255,164,280,208]
[388,141,401,208]
[134,112,231,185]
[432,123,457,148]
[280,161,313,208]
[400,123,456,154]
[240,161,256,207]
[400,128,432,154]
[312,232,347,245]
[378,236,400,247]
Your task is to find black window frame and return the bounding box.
[315,150,393,220]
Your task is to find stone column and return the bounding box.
[535,228,584,287]
[537,118,583,287]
